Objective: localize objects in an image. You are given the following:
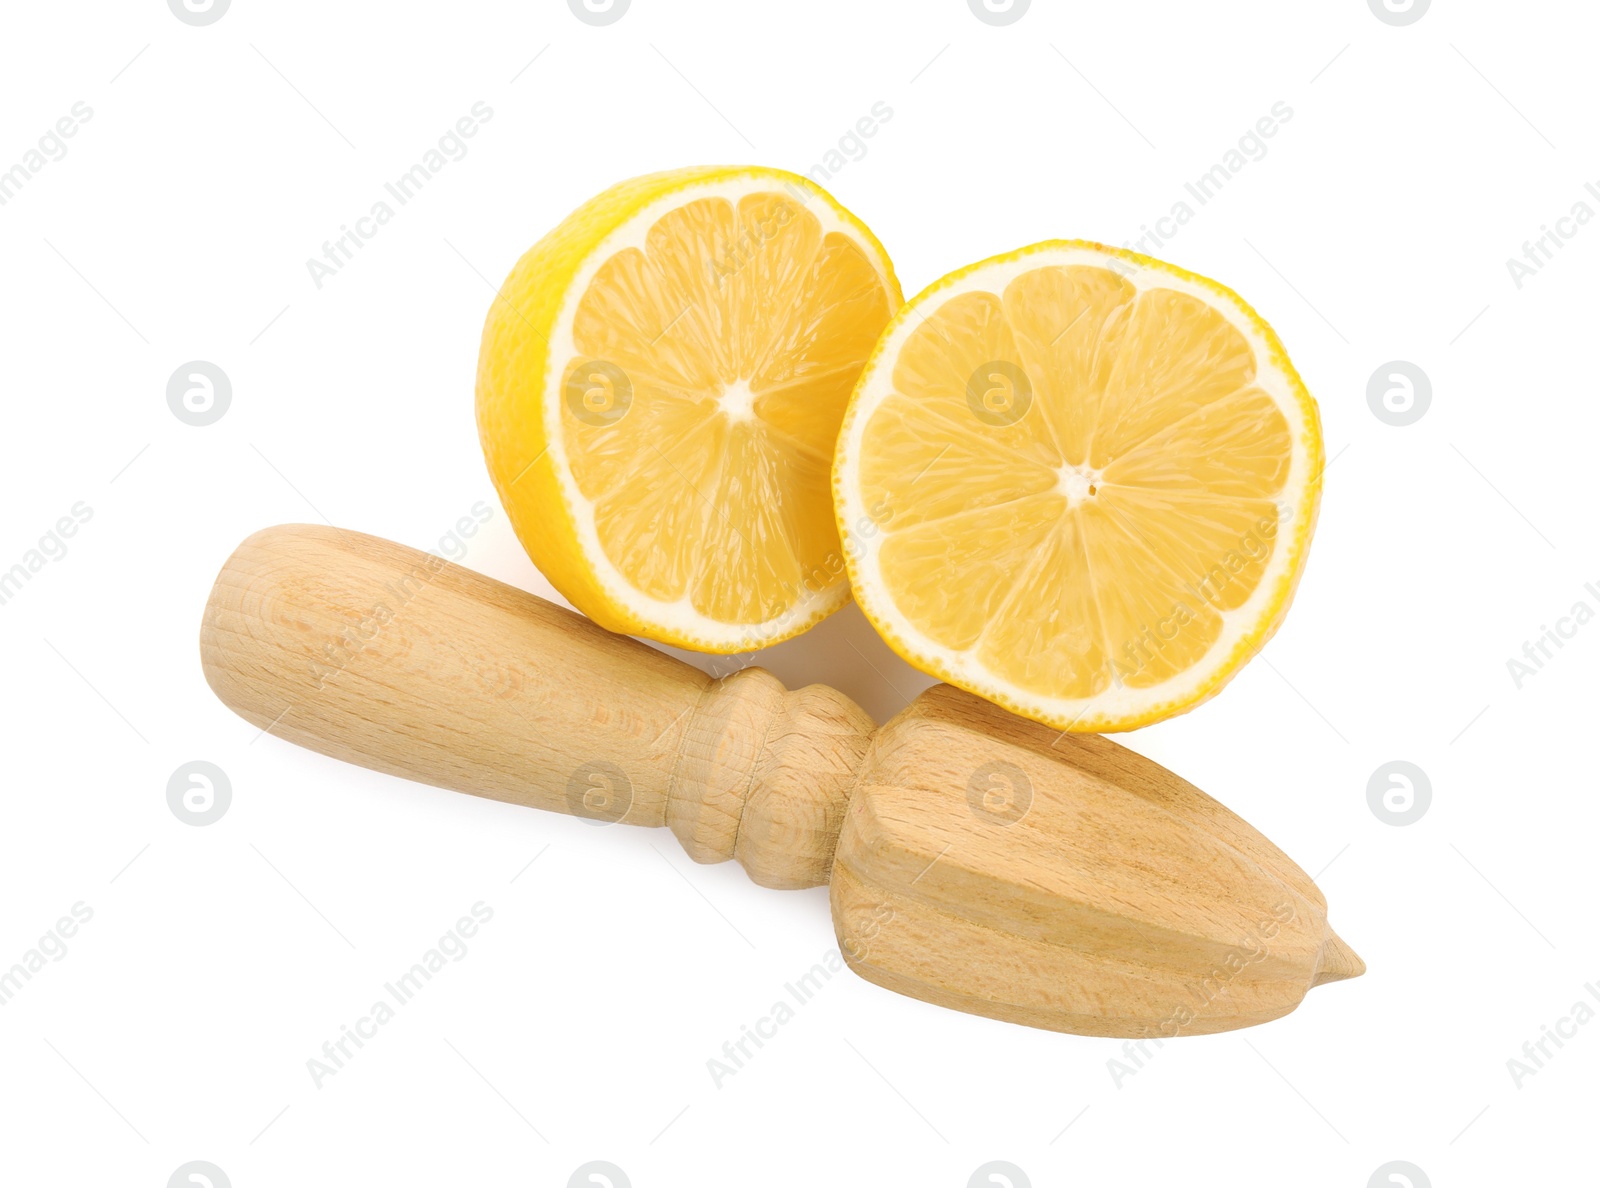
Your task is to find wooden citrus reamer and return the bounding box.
[201,524,1362,1038]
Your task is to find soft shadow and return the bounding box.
[656,601,935,726]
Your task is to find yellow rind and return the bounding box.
[833,239,1323,733]
[477,165,902,652]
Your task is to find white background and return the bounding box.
[2,1,1596,1185]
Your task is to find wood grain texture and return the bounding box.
[832,685,1362,1036]
[200,524,1361,1036]
[199,524,871,889]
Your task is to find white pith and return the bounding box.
[1056,461,1103,508]
[717,378,758,424]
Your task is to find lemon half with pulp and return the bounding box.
[479,166,901,651]
[834,241,1322,732]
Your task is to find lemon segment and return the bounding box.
[478,167,900,651]
[835,241,1322,732]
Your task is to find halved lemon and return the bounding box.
[478,166,900,651]
[835,241,1322,732]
